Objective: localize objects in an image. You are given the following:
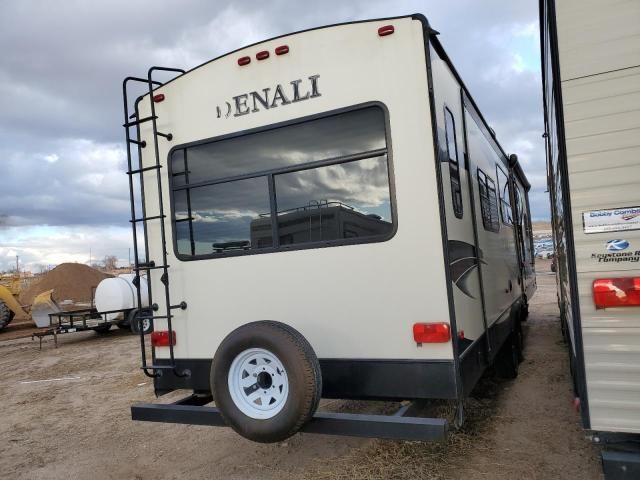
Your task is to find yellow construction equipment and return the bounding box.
[0,284,29,330]
[0,281,60,331]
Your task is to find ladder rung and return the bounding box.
[138,315,172,320]
[143,365,175,370]
[157,132,173,141]
[123,115,157,128]
[133,264,169,271]
[130,215,165,223]
[175,217,194,223]
[127,165,162,175]
[136,261,155,268]
[128,139,147,148]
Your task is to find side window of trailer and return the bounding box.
[444,107,463,218]
[477,169,500,233]
[496,166,513,225]
[169,106,394,259]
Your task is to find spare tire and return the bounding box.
[211,321,321,443]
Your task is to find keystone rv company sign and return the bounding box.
[583,206,640,234]
[216,75,321,119]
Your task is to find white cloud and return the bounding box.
[0,225,133,272]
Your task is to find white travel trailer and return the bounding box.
[124,14,535,443]
[541,0,640,477]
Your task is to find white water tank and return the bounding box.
[94,274,149,321]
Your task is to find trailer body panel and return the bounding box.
[542,0,640,445]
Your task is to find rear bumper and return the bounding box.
[153,358,458,400]
[602,449,640,480]
[132,393,448,442]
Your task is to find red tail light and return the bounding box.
[153,93,165,103]
[593,277,640,308]
[378,25,395,36]
[237,56,251,66]
[256,50,269,60]
[151,331,176,347]
[413,323,451,343]
[275,45,289,55]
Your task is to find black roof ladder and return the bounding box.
[122,67,188,379]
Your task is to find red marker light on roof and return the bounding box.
[378,25,395,36]
[275,45,289,55]
[256,50,269,60]
[151,331,176,347]
[153,93,165,103]
[413,323,451,344]
[238,56,251,66]
[593,277,640,308]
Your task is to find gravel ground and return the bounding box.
[0,259,602,479]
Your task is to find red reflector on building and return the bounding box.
[256,50,269,60]
[378,25,395,36]
[413,323,451,343]
[275,45,289,55]
[237,56,251,66]
[151,331,176,347]
[153,93,165,103]
[593,277,640,308]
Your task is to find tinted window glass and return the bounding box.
[170,106,393,259]
[496,166,512,225]
[175,177,271,256]
[478,169,500,233]
[444,107,463,218]
[274,156,392,245]
[171,107,386,185]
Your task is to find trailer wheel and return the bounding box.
[211,321,322,443]
[515,316,525,363]
[94,324,112,334]
[495,332,519,379]
[128,309,153,335]
[520,297,529,322]
[0,301,12,330]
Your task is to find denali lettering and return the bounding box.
[231,75,321,118]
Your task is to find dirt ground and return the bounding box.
[0,260,602,480]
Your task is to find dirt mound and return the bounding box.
[19,263,113,306]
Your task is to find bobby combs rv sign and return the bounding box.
[583,206,640,234]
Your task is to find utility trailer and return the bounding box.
[32,275,154,347]
[124,14,536,443]
[541,0,640,477]
[32,307,136,348]
[32,305,153,348]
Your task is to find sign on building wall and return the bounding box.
[583,206,640,234]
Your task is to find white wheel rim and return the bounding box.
[142,318,151,332]
[228,348,289,419]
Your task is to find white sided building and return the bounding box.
[124,14,536,443]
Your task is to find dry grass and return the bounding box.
[304,377,503,480]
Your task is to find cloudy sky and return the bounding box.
[0,0,546,272]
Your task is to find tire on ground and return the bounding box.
[520,297,529,322]
[128,309,153,335]
[515,313,525,363]
[211,321,322,443]
[0,301,12,330]
[94,324,112,334]
[495,331,520,379]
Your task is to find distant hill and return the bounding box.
[532,221,552,236]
